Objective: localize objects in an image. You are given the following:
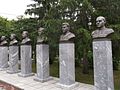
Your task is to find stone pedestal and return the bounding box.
[34,44,52,82]
[58,42,78,89]
[0,46,8,71]
[18,45,34,77]
[7,46,20,74]
[93,39,114,90]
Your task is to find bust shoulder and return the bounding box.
[92,28,114,39]
[21,38,31,45]
[37,36,47,43]
[67,32,75,39]
[10,39,18,45]
[60,32,75,42]
[0,40,8,46]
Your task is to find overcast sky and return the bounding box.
[0,0,33,20]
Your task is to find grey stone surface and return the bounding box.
[7,46,20,74]
[93,39,114,90]
[0,71,94,90]
[58,43,78,89]
[34,44,52,82]
[18,45,34,77]
[57,82,79,90]
[0,46,8,70]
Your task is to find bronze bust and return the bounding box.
[92,16,114,39]
[9,34,18,45]
[21,31,31,45]
[0,36,8,46]
[60,22,75,42]
[37,27,47,43]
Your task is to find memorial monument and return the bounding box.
[92,16,114,90]
[34,27,52,82]
[0,36,9,70]
[7,34,20,74]
[58,22,78,89]
[18,31,34,77]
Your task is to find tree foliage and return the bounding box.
[0,16,14,37]
[0,0,120,70]
[25,0,120,70]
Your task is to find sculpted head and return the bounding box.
[62,22,70,34]
[22,31,28,39]
[10,33,16,40]
[92,16,114,39]
[96,16,106,29]
[1,36,6,41]
[38,27,44,36]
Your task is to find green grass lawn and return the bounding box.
[32,62,120,90]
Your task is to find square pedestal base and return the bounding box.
[6,70,20,74]
[34,75,53,83]
[57,82,79,90]
[0,67,8,71]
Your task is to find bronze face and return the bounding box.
[10,34,16,40]
[1,36,6,41]
[38,28,44,35]
[96,16,106,28]
[62,23,70,34]
[22,31,28,39]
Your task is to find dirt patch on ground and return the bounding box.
[0,80,23,90]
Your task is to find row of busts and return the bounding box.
[0,31,31,46]
[0,34,18,46]
[0,15,115,46]
[0,26,50,46]
[0,22,76,46]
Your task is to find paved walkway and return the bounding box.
[0,71,94,90]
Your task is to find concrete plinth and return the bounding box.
[7,46,20,74]
[0,46,8,71]
[34,44,52,82]
[58,42,78,89]
[93,38,114,90]
[18,45,34,77]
